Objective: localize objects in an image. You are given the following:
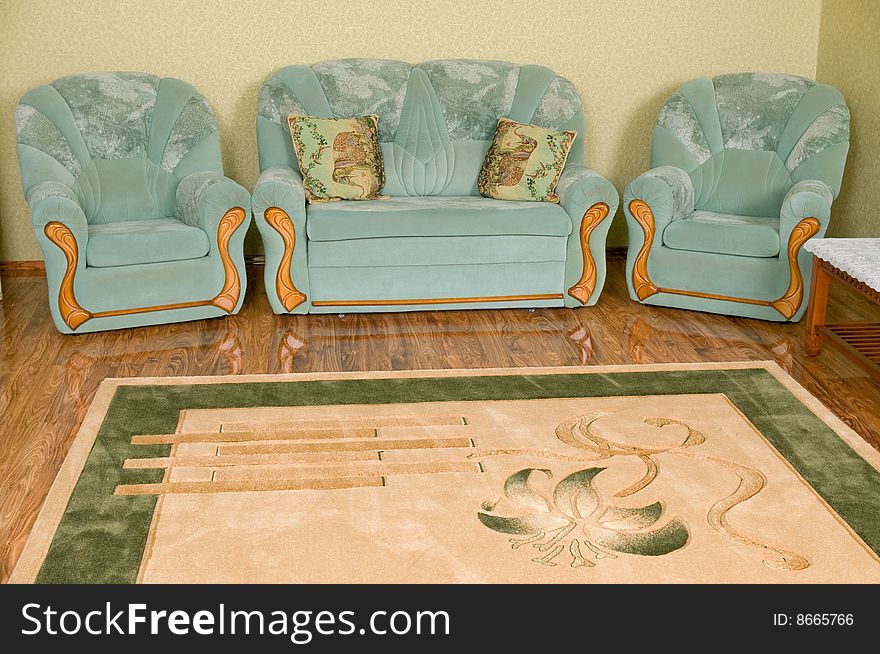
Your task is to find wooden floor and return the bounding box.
[1,255,879,582]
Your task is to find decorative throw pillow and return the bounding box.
[478,118,576,202]
[287,114,387,203]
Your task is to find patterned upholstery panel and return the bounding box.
[713,73,815,152]
[257,60,587,196]
[417,60,519,140]
[175,170,227,228]
[25,180,79,208]
[642,165,695,221]
[51,72,161,159]
[554,166,603,199]
[656,92,711,164]
[532,76,582,130]
[160,93,218,172]
[14,104,82,177]
[258,77,307,129]
[782,178,834,207]
[785,104,850,171]
[313,59,411,142]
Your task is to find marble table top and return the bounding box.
[804,238,880,293]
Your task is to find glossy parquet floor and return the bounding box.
[1,255,879,582]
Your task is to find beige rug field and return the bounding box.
[12,362,880,584]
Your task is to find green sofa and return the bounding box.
[15,72,251,333]
[623,73,850,321]
[252,59,618,314]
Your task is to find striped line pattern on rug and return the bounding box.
[116,413,481,495]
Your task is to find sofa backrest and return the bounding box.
[257,59,585,196]
[15,72,223,223]
[651,72,850,217]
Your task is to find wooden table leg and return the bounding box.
[805,256,830,356]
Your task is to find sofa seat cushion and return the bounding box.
[663,210,780,258]
[86,218,210,268]
[306,196,573,242]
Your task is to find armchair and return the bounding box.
[623,73,849,321]
[15,72,250,333]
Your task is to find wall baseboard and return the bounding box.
[0,259,45,275]
[0,249,627,277]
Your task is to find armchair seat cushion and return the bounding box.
[86,218,210,268]
[662,211,780,258]
[306,196,572,242]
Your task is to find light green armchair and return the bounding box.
[623,73,850,321]
[252,59,618,314]
[15,72,251,333]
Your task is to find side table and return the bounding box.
[803,238,880,381]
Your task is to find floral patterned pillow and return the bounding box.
[478,118,576,202]
[287,114,387,203]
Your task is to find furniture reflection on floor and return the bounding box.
[624,73,850,321]
[804,238,880,381]
[15,72,251,333]
[253,59,618,314]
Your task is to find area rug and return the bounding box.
[11,362,880,584]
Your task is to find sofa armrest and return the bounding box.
[779,179,833,253]
[252,166,306,217]
[252,166,310,314]
[175,171,250,249]
[556,166,619,307]
[556,165,619,221]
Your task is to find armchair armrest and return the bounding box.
[28,181,87,233]
[556,166,619,306]
[779,179,833,247]
[623,166,694,301]
[764,179,834,321]
[175,171,250,248]
[27,181,90,332]
[175,171,250,314]
[623,166,694,233]
[252,166,310,314]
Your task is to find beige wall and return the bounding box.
[817,0,880,238]
[0,0,824,260]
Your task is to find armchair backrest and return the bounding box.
[652,73,849,217]
[257,58,585,197]
[15,72,223,223]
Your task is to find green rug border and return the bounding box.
[35,368,880,583]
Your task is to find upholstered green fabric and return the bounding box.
[624,73,849,321]
[312,59,411,141]
[309,262,567,312]
[15,72,250,333]
[663,211,780,258]
[86,218,209,268]
[255,59,586,193]
[254,59,616,314]
[306,196,572,241]
[309,234,567,268]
